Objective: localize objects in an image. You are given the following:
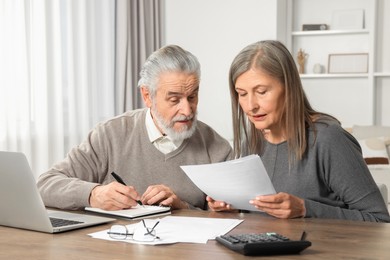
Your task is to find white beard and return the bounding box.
[151,106,197,142]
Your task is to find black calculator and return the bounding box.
[216,232,311,256]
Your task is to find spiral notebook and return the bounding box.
[85,205,171,220]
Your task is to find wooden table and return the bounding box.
[1,209,389,259]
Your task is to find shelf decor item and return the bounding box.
[313,63,324,74]
[331,9,365,30]
[328,53,368,73]
[297,48,308,74]
[302,24,328,31]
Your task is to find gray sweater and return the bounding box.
[37,109,233,210]
[261,121,390,222]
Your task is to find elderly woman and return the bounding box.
[207,40,390,222]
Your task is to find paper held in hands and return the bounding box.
[180,154,276,211]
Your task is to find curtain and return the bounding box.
[114,0,163,113]
[0,0,162,179]
[0,0,116,179]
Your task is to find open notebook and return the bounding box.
[85,205,171,220]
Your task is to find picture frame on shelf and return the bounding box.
[328,53,369,74]
[331,9,365,30]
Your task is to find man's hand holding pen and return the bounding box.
[111,171,189,209]
[111,172,144,207]
[89,172,188,210]
[88,171,142,210]
[89,181,142,211]
[89,171,189,210]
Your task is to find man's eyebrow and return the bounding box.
[166,87,199,96]
[166,91,182,96]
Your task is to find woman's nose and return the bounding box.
[247,94,259,111]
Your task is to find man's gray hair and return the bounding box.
[138,45,201,96]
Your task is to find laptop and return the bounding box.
[0,151,115,233]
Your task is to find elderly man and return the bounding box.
[37,45,233,211]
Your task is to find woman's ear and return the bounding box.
[140,86,152,108]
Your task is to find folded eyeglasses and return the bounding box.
[107,219,160,242]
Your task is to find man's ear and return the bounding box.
[140,86,152,108]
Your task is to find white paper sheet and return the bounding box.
[88,216,243,245]
[181,154,276,211]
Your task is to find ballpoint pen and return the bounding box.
[111,172,144,207]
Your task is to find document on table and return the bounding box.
[88,216,243,245]
[181,154,276,211]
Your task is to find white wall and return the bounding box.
[164,0,390,139]
[376,0,390,125]
[163,0,280,140]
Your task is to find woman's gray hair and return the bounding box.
[138,45,201,97]
[229,40,337,162]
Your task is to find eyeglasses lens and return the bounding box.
[108,225,128,240]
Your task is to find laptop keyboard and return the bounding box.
[50,217,84,227]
